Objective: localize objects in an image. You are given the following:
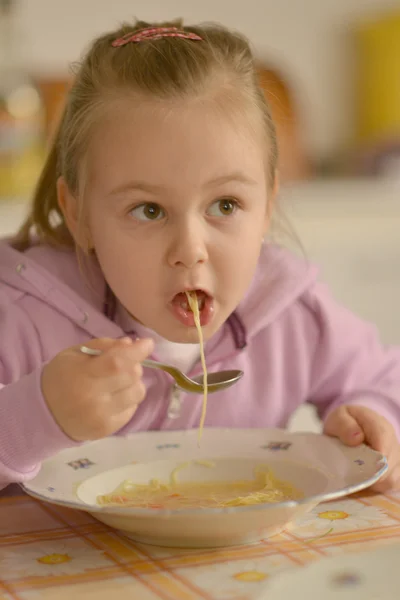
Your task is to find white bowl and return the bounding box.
[76,456,327,547]
[22,429,387,548]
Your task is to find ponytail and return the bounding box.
[13,114,73,250]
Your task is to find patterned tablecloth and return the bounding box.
[1,485,400,600]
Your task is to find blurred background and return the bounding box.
[0,0,399,430]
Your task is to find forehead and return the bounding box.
[85,98,268,190]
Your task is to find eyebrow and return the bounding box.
[107,172,258,198]
[204,172,258,187]
[107,181,165,197]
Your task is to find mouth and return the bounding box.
[169,289,214,327]
[178,290,206,311]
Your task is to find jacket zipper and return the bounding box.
[167,384,182,419]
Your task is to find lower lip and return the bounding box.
[169,295,214,327]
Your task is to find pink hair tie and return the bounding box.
[112,26,203,47]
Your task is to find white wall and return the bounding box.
[18,0,400,161]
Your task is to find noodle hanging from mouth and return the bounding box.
[185,291,208,442]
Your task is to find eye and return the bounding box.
[207,198,238,217]
[129,203,165,221]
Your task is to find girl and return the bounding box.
[0,20,399,492]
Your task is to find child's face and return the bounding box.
[62,99,275,343]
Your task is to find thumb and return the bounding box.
[324,405,365,446]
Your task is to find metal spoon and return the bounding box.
[79,345,243,394]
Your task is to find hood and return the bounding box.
[237,242,318,338]
[0,240,122,339]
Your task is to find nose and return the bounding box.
[167,218,208,269]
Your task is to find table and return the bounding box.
[1,485,400,599]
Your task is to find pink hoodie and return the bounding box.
[0,239,399,489]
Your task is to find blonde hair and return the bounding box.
[15,19,278,250]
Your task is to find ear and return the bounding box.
[264,169,279,234]
[57,176,92,252]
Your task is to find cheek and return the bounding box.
[214,226,263,288]
[87,215,132,272]
[233,216,265,252]
[88,210,127,259]
[89,225,160,300]
[233,222,264,271]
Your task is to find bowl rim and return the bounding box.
[21,453,388,517]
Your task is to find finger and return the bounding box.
[85,356,145,394]
[345,405,396,456]
[88,372,139,395]
[107,404,141,434]
[99,338,153,370]
[97,353,144,381]
[111,380,147,412]
[84,338,153,379]
[324,405,365,446]
[103,383,147,432]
